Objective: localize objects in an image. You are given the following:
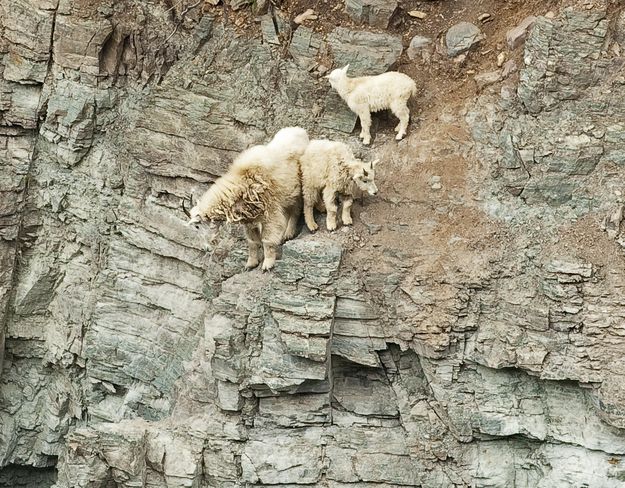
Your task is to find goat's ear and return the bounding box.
[371,159,379,168]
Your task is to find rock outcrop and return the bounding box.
[2,1,625,487]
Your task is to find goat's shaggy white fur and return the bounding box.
[326,65,417,145]
[299,139,378,232]
[188,127,308,271]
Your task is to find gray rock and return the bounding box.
[501,58,518,78]
[446,22,485,57]
[331,335,385,367]
[53,14,113,76]
[242,430,324,484]
[326,27,403,76]
[344,0,398,29]
[406,35,433,62]
[216,380,243,411]
[474,70,502,90]
[519,10,609,114]
[332,357,399,418]
[545,258,593,278]
[615,10,625,45]
[0,81,41,129]
[258,394,330,426]
[288,26,325,70]
[470,8,620,214]
[335,297,377,319]
[3,3,625,488]
[260,11,291,45]
[506,15,537,50]
[602,205,624,240]
[0,465,56,488]
[2,0,56,83]
[229,0,253,10]
[320,90,360,133]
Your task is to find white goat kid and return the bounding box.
[186,127,308,271]
[326,65,417,145]
[299,139,378,232]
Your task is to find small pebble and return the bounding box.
[408,10,427,19]
[478,13,492,23]
[497,52,506,67]
[294,8,317,24]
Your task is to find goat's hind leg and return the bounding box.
[244,224,262,270]
[390,100,410,140]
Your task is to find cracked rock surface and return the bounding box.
[2,1,625,487]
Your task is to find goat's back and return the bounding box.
[348,72,416,110]
[301,139,354,168]
[300,139,357,191]
[267,126,309,161]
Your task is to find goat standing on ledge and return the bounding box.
[185,127,308,271]
[300,139,379,232]
[326,65,417,145]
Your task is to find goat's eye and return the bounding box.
[363,170,369,177]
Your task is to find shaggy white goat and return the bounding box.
[326,65,417,145]
[186,127,308,271]
[299,139,378,232]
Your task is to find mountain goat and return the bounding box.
[326,65,417,145]
[299,139,378,232]
[185,127,309,271]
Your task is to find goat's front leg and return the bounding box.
[323,187,339,231]
[357,110,372,145]
[283,200,301,240]
[244,224,262,270]
[341,196,354,226]
[260,212,287,271]
[303,186,319,232]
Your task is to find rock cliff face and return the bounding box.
[2,0,625,486]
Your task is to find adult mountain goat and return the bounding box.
[326,65,417,145]
[300,139,378,232]
[185,127,308,271]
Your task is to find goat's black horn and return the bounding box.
[181,195,192,218]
